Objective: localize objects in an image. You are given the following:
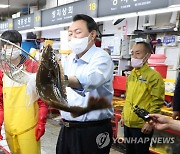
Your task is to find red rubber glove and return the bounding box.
[0,102,4,140]
[35,99,48,141]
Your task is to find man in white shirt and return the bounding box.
[56,14,114,154]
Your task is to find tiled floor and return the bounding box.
[0,118,123,154]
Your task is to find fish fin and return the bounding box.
[53,85,65,102]
[86,97,112,110]
[56,58,67,99]
[70,97,112,117]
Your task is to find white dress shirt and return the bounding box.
[61,45,114,121]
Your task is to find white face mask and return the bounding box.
[131,58,144,68]
[68,34,91,55]
[2,48,21,60]
[131,54,148,68]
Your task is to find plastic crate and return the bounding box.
[113,76,127,96]
[149,64,168,78]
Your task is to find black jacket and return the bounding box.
[173,73,180,111]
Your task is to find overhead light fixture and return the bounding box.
[94,12,138,22]
[19,29,38,34]
[35,22,71,31]
[138,6,180,16]
[0,4,10,8]
[19,22,71,34]
[113,18,125,25]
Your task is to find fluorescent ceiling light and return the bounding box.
[0,4,10,8]
[19,22,71,34]
[19,29,38,34]
[138,6,180,16]
[94,12,138,22]
[169,4,180,7]
[35,22,71,31]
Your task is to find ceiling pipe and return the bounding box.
[8,0,10,18]
[37,0,40,10]
[28,0,30,14]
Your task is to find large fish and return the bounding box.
[36,45,111,117]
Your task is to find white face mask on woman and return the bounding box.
[2,48,21,60]
[68,33,91,55]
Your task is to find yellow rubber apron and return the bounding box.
[3,75,40,154]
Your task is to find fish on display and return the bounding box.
[36,45,111,117]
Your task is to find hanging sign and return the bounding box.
[98,0,169,17]
[34,10,41,28]
[8,19,13,30]
[169,0,180,5]
[41,0,98,27]
[0,21,9,33]
[13,14,34,31]
[42,1,86,27]
[87,0,98,18]
[0,19,13,33]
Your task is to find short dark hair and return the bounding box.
[73,14,98,32]
[1,30,22,46]
[136,41,152,53]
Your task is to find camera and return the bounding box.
[112,18,125,25]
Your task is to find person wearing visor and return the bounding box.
[0,30,48,154]
[120,42,165,154]
[56,14,114,154]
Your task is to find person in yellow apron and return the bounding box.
[0,30,48,154]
